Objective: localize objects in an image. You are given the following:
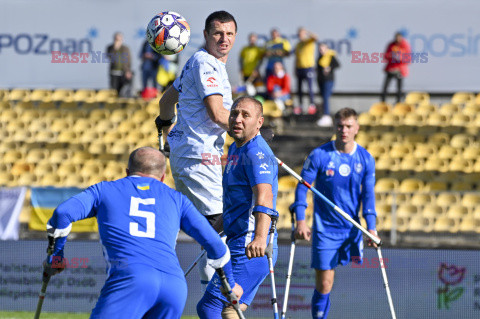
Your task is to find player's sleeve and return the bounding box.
[245,145,277,188]
[362,155,377,230]
[46,184,101,257]
[179,194,235,286]
[195,58,225,100]
[283,39,292,53]
[291,149,320,221]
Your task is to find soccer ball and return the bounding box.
[146,11,190,55]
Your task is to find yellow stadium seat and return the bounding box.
[39,173,62,186]
[433,216,458,233]
[81,161,104,178]
[427,133,450,146]
[436,193,460,210]
[381,132,402,144]
[422,204,443,218]
[448,156,474,173]
[369,102,392,115]
[399,178,424,193]
[375,177,399,192]
[110,142,130,156]
[88,142,107,154]
[410,193,435,206]
[11,162,33,177]
[366,142,388,159]
[390,143,413,160]
[413,143,437,160]
[378,113,400,126]
[405,92,430,106]
[16,100,35,110]
[403,113,426,125]
[446,205,470,219]
[62,174,88,188]
[278,176,298,192]
[399,156,424,172]
[392,103,415,116]
[437,145,459,160]
[8,89,30,101]
[458,218,479,233]
[89,109,111,121]
[104,164,125,180]
[358,112,377,126]
[34,162,56,176]
[462,103,480,116]
[415,103,437,116]
[3,149,25,164]
[263,100,283,118]
[409,216,433,232]
[130,110,150,123]
[375,156,400,171]
[395,204,418,218]
[450,113,473,126]
[73,89,96,102]
[462,147,480,163]
[70,151,93,164]
[51,89,74,101]
[0,89,9,101]
[424,158,449,172]
[36,131,57,143]
[57,162,80,178]
[461,193,480,211]
[94,119,117,133]
[72,118,94,133]
[110,109,130,123]
[424,181,448,192]
[95,89,117,103]
[57,131,79,143]
[117,120,137,134]
[30,89,52,102]
[451,92,474,105]
[450,134,473,149]
[425,113,448,127]
[25,148,49,164]
[439,103,460,116]
[16,172,39,186]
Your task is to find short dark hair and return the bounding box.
[128,147,166,177]
[232,96,263,116]
[334,108,358,121]
[205,11,237,33]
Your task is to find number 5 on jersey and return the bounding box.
[129,197,155,238]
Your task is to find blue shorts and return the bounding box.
[311,229,363,270]
[91,264,187,319]
[204,247,278,306]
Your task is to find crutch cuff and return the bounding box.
[253,206,279,219]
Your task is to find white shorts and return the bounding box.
[169,156,223,216]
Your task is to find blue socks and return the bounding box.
[311,289,331,319]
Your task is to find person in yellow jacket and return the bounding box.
[316,43,340,127]
[294,27,318,115]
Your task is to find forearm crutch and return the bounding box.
[216,268,246,319]
[265,217,279,319]
[281,209,296,319]
[276,157,397,319]
[184,231,225,277]
[34,236,55,319]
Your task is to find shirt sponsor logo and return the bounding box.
[259,162,271,174]
[339,164,351,176]
[206,76,218,87]
[355,163,363,173]
[326,169,335,176]
[327,161,335,169]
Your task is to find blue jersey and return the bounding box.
[222,135,278,250]
[292,141,377,233]
[47,176,227,279]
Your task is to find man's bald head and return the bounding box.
[127,147,166,180]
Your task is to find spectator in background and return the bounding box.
[239,33,265,85]
[157,54,179,93]
[140,40,161,98]
[316,42,340,127]
[380,32,411,104]
[107,32,133,97]
[267,61,291,112]
[294,28,318,115]
[264,28,291,79]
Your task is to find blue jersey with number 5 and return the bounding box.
[47,176,226,278]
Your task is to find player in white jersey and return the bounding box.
[156,11,237,290]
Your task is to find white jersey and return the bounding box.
[169,49,233,159]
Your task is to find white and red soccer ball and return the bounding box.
[146,11,190,55]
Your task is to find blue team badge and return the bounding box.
[339,164,351,177]
[355,163,363,173]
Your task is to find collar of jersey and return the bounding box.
[332,141,357,156]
